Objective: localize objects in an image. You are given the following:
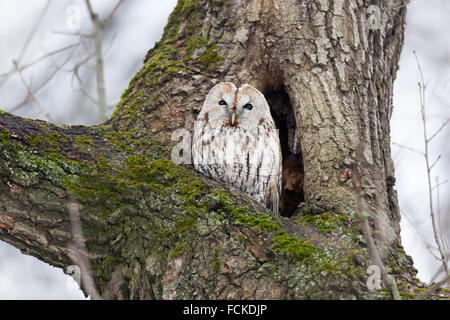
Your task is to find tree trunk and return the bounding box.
[0,0,421,299]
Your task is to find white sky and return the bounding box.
[0,0,448,298]
[392,0,450,283]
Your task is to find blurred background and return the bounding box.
[0,0,448,299]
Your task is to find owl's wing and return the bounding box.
[192,119,215,174]
[191,120,203,170]
[264,128,282,216]
[192,121,227,180]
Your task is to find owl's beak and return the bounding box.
[231,112,236,125]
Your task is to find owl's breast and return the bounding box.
[192,125,280,204]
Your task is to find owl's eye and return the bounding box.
[219,100,227,106]
[243,103,253,110]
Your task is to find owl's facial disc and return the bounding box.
[201,82,270,129]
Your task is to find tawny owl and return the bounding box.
[192,82,282,215]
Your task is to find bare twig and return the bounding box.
[14,61,54,122]
[392,142,425,156]
[68,51,98,104]
[9,49,75,114]
[350,163,401,300]
[17,1,52,62]
[67,201,102,300]
[428,155,441,172]
[1,0,127,123]
[0,0,51,89]
[435,178,443,257]
[84,0,126,121]
[427,118,450,142]
[431,180,447,191]
[102,0,125,27]
[0,42,81,78]
[415,273,450,300]
[72,70,98,105]
[401,208,441,261]
[85,0,122,122]
[413,51,449,285]
[51,30,92,39]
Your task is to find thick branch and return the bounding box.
[0,0,433,300]
[0,112,111,270]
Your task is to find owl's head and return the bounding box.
[199,82,274,129]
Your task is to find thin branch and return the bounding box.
[14,62,54,122]
[102,0,125,27]
[392,142,425,157]
[8,49,75,114]
[67,51,96,73]
[73,69,98,105]
[17,1,52,62]
[401,209,441,261]
[413,51,449,281]
[68,201,102,300]
[0,0,51,88]
[431,179,447,191]
[68,51,99,105]
[428,155,441,172]
[102,34,118,60]
[427,118,450,142]
[52,30,92,39]
[430,263,447,283]
[415,273,450,300]
[435,177,445,265]
[350,163,401,300]
[85,0,107,121]
[0,42,81,78]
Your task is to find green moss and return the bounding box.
[102,255,119,275]
[272,232,317,262]
[235,211,279,231]
[205,190,318,264]
[213,248,221,272]
[162,0,199,42]
[100,126,165,158]
[63,150,316,268]
[202,196,370,285]
[73,136,94,146]
[196,43,223,70]
[46,131,68,146]
[169,239,189,259]
[298,211,346,234]
[63,154,207,263]
[25,131,67,148]
[0,129,9,145]
[0,128,95,190]
[24,135,41,147]
[102,128,135,143]
[112,0,223,118]
[378,289,415,300]
[0,116,379,297]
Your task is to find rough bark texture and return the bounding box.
[0,0,430,299]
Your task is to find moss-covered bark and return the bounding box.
[0,0,440,299]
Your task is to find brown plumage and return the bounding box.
[192,82,282,215]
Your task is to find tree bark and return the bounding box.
[0,0,426,299]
